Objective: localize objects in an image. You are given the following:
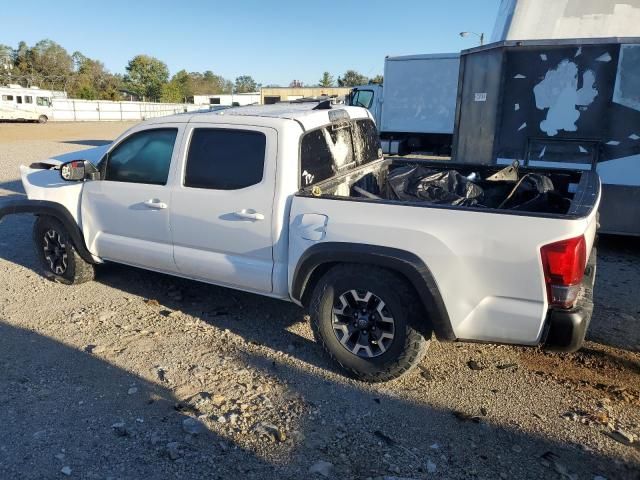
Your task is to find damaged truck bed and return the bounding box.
[300,158,599,219]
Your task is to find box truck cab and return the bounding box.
[350,84,382,128]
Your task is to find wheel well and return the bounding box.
[301,261,433,339]
[300,261,338,307]
[0,199,96,264]
[293,243,455,341]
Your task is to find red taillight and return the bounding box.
[540,236,586,309]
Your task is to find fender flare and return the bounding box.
[0,199,97,264]
[291,242,456,341]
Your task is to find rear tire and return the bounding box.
[33,216,94,285]
[309,264,429,382]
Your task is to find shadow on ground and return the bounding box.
[0,320,635,479]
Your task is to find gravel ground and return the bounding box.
[0,122,638,480]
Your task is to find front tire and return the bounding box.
[33,216,94,285]
[38,115,48,124]
[309,264,429,382]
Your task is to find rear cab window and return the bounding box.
[300,117,381,188]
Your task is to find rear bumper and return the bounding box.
[542,247,597,352]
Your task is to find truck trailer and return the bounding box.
[453,37,640,235]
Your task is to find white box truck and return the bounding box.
[349,53,460,155]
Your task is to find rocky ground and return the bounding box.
[0,122,638,479]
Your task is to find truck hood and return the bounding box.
[33,145,109,169]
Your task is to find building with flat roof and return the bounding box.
[260,87,352,104]
[192,92,260,106]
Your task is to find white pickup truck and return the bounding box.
[0,103,600,381]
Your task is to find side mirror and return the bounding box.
[60,160,100,181]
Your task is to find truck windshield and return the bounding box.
[300,118,381,187]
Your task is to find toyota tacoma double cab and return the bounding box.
[0,102,600,381]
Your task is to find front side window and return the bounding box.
[24,96,33,104]
[300,118,381,187]
[105,128,178,185]
[185,128,266,190]
[36,97,51,107]
[350,89,374,109]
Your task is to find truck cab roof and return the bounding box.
[142,103,371,132]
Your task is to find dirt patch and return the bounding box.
[520,343,640,405]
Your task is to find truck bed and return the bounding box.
[299,158,599,220]
[290,159,600,347]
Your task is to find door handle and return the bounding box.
[234,209,264,221]
[144,199,168,210]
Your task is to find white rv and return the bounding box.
[0,85,63,123]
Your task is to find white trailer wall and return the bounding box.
[492,0,640,41]
[51,99,208,122]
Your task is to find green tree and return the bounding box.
[318,71,334,87]
[13,41,29,75]
[0,44,14,85]
[14,39,74,89]
[234,75,258,93]
[370,74,383,85]
[337,70,368,87]
[123,55,169,101]
[68,52,122,100]
[161,80,184,103]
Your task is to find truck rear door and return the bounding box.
[170,124,277,293]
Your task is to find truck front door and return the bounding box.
[170,125,277,294]
[81,126,182,272]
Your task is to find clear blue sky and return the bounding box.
[3,0,500,86]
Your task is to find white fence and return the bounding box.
[51,99,209,122]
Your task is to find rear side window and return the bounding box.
[2,95,14,101]
[105,128,178,185]
[185,129,266,190]
[300,118,381,187]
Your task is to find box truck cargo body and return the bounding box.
[349,53,460,155]
[453,37,640,235]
